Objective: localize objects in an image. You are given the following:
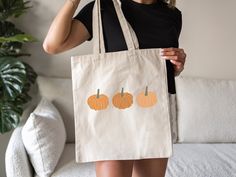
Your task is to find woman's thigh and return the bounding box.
[132,158,169,177]
[95,160,134,177]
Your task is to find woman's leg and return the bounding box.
[131,158,169,177]
[96,160,134,177]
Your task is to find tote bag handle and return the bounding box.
[92,0,140,54]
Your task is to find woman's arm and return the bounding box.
[43,0,91,54]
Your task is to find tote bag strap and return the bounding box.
[112,0,140,49]
[93,0,139,54]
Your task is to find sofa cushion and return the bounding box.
[35,144,96,177]
[34,143,236,177]
[36,75,75,143]
[176,76,236,142]
[22,97,66,177]
[166,143,236,177]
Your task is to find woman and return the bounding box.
[43,0,186,176]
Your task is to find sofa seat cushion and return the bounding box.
[167,143,236,177]
[34,143,236,177]
[35,143,96,177]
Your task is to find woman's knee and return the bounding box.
[96,160,134,177]
[132,158,169,177]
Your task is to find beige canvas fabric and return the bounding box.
[71,0,173,163]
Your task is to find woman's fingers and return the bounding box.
[162,55,178,61]
[161,48,185,59]
[160,48,185,55]
[162,55,185,66]
[160,47,187,76]
[170,59,183,67]
[160,48,186,63]
[160,47,184,54]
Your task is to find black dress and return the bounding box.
[73,0,182,94]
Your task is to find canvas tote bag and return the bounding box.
[71,0,173,163]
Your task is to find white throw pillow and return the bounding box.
[22,97,66,177]
[176,76,236,143]
[5,125,33,177]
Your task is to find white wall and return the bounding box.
[177,0,236,79]
[1,0,236,176]
[14,0,93,77]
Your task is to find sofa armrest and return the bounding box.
[5,123,34,177]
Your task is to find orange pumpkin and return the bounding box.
[112,87,133,109]
[137,86,157,108]
[87,89,109,110]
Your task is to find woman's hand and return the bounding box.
[160,48,186,76]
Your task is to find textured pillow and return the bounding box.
[5,125,33,177]
[176,76,236,143]
[22,97,66,177]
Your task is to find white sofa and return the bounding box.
[5,75,236,177]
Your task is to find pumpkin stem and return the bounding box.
[121,87,124,97]
[145,86,148,96]
[96,89,100,98]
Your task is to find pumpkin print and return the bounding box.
[112,87,133,109]
[87,89,109,110]
[137,86,157,108]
